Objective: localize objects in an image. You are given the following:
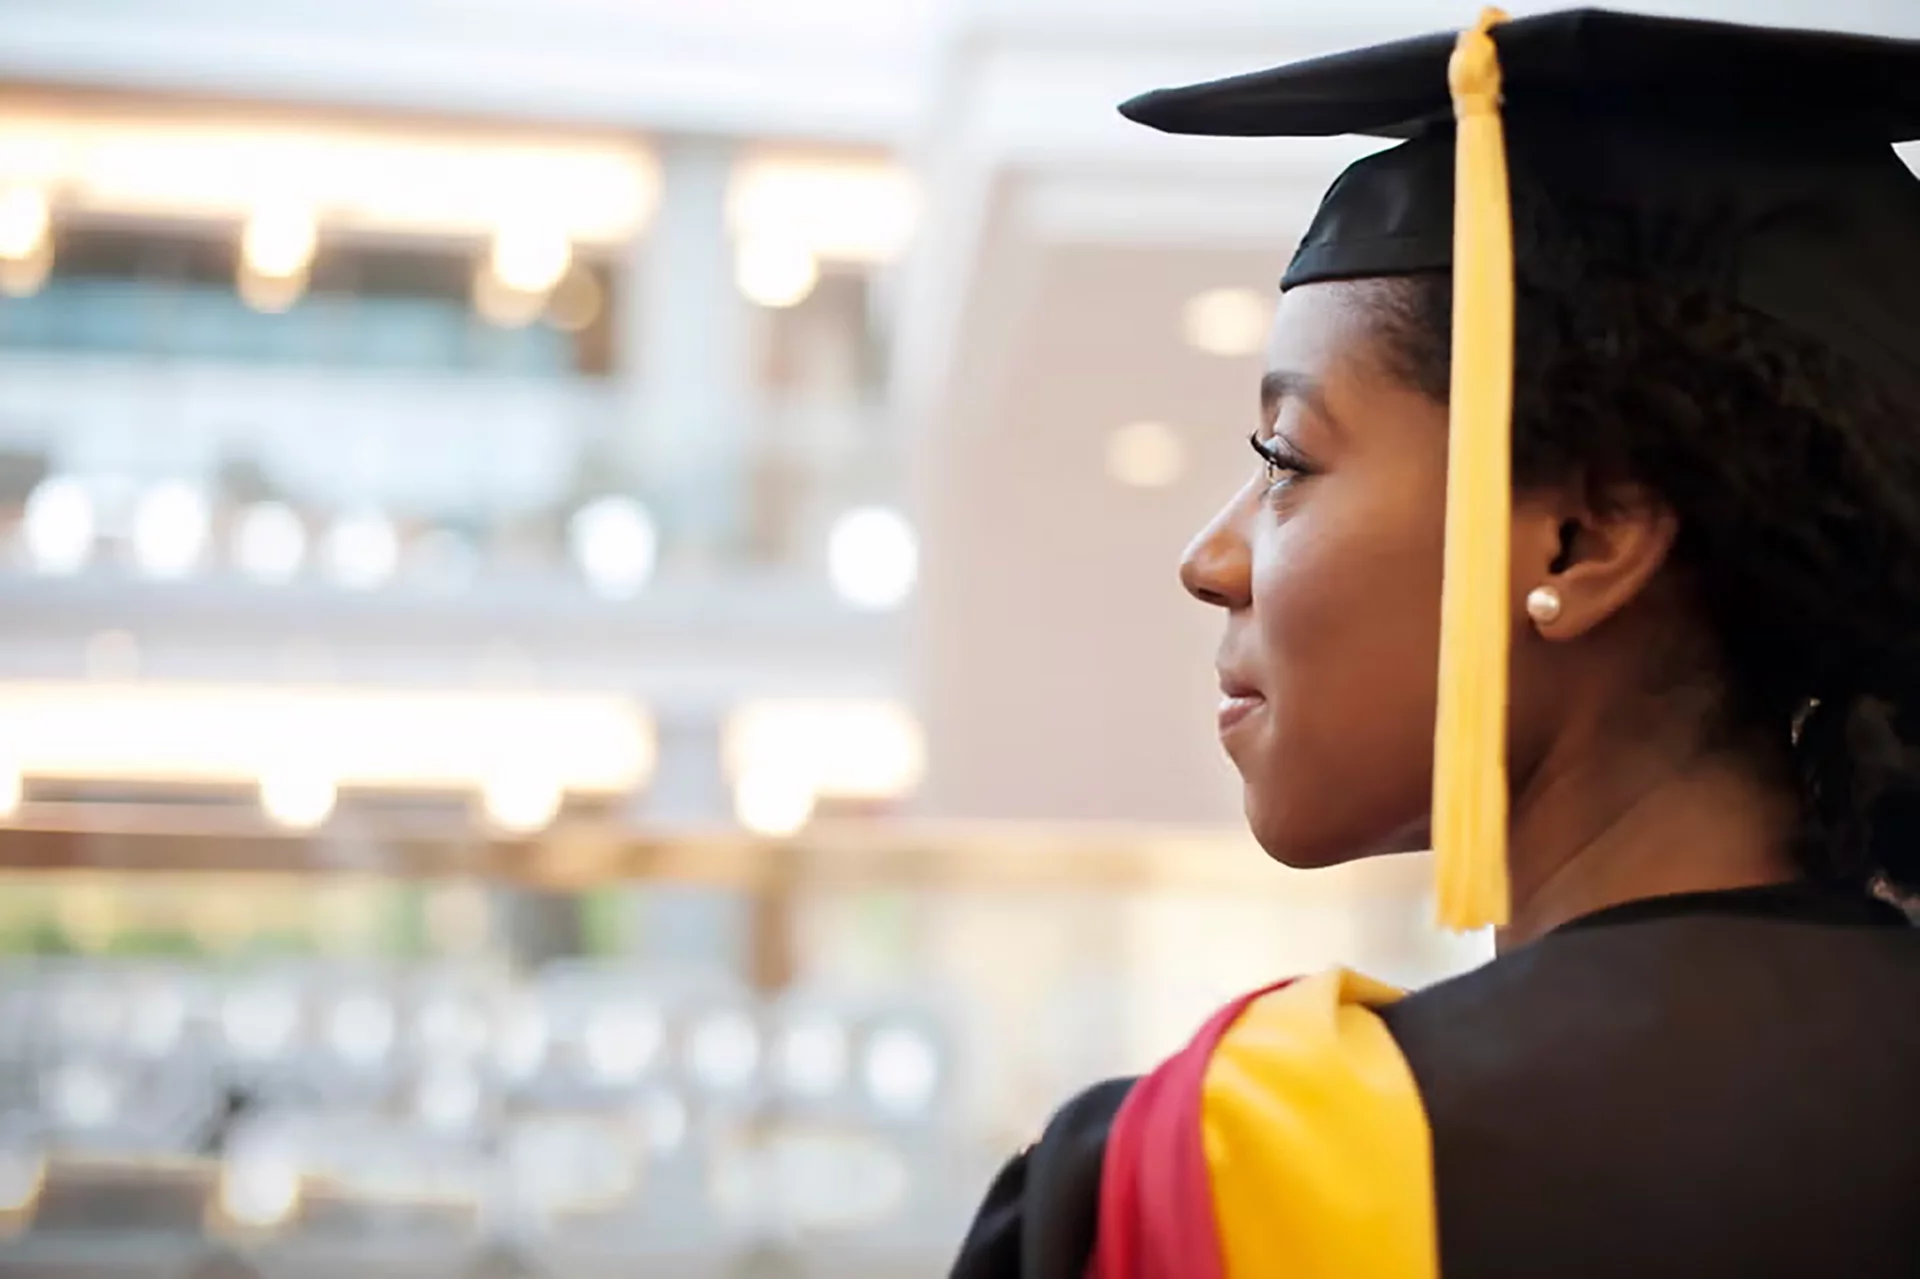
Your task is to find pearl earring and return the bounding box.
[1525,585,1563,626]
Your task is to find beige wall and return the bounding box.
[914,238,1282,827]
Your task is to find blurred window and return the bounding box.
[0,228,615,378]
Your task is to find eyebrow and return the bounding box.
[1259,369,1339,430]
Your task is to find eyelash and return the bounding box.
[1248,432,1313,489]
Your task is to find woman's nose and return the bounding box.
[1180,497,1252,610]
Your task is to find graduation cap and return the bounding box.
[1120,9,1920,930]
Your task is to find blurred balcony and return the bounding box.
[0,351,897,580]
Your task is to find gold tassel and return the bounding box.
[1433,8,1514,932]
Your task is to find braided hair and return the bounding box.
[1369,211,1920,897]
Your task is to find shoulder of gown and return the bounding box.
[948,1077,1136,1279]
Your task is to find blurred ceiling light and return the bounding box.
[0,109,657,245]
[581,1003,664,1084]
[237,263,306,314]
[231,501,307,584]
[471,262,546,329]
[241,200,318,279]
[491,223,572,296]
[727,157,918,264]
[258,768,336,830]
[544,269,604,333]
[734,235,819,309]
[685,1010,761,1093]
[129,481,211,579]
[414,1067,485,1133]
[861,1024,940,1116]
[1182,287,1271,357]
[21,476,95,576]
[326,993,397,1067]
[0,188,50,297]
[725,700,925,803]
[733,766,816,838]
[778,1018,850,1098]
[0,684,654,794]
[826,506,918,610]
[0,186,49,261]
[221,984,302,1062]
[217,1145,304,1230]
[567,495,657,599]
[0,249,50,299]
[320,510,400,590]
[481,773,564,835]
[1105,420,1187,489]
[824,707,925,795]
[43,1061,123,1129]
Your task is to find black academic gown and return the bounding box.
[951,883,1920,1278]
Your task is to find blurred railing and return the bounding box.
[0,280,578,374]
[0,348,899,588]
[0,956,977,1278]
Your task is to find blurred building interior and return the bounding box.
[0,0,1913,1274]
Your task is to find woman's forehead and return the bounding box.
[1265,280,1394,382]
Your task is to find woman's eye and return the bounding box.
[1248,432,1308,490]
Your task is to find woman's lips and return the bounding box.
[1217,683,1265,735]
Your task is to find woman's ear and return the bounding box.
[1515,485,1678,639]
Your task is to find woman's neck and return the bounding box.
[1498,744,1802,951]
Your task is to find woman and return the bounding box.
[952,9,1920,1278]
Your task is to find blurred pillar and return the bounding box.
[611,141,761,975]
[623,710,751,974]
[746,851,798,993]
[618,137,754,562]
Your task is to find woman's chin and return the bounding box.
[1245,794,1431,869]
[1245,809,1365,869]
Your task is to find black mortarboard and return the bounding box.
[1122,8,1920,394]
[1118,10,1920,931]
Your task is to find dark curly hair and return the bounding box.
[1369,215,1920,897]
